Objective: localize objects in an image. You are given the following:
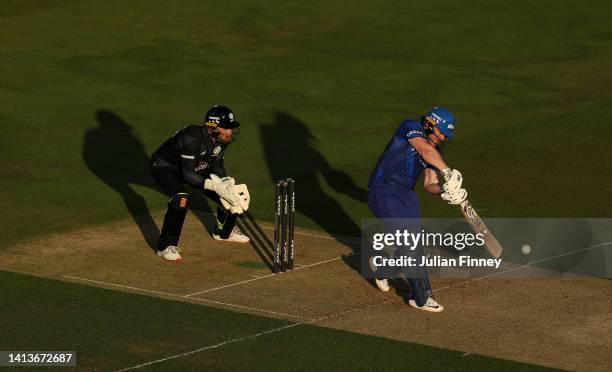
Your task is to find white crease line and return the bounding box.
[434,241,612,292]
[185,253,358,297]
[115,241,612,371]
[434,260,536,291]
[259,224,360,243]
[185,238,611,297]
[185,273,277,296]
[294,254,358,271]
[116,321,307,372]
[186,236,611,297]
[62,275,310,321]
[528,241,611,265]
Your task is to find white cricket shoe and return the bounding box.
[408,297,444,313]
[374,278,390,292]
[157,246,182,262]
[368,255,390,292]
[213,228,250,243]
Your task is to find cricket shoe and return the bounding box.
[213,228,250,243]
[368,256,390,292]
[408,297,444,313]
[374,278,390,292]
[157,246,182,262]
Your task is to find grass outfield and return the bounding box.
[0,270,553,371]
[1,0,611,249]
[2,3,610,370]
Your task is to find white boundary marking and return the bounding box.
[62,275,310,321]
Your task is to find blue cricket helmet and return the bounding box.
[424,107,455,138]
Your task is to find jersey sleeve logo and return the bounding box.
[406,129,425,138]
[212,146,222,155]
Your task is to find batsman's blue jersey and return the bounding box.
[368,119,431,190]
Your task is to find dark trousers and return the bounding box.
[151,158,237,249]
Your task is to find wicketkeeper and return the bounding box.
[368,107,468,312]
[150,105,251,262]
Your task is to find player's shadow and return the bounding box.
[83,110,219,250]
[83,110,163,251]
[83,110,273,265]
[259,112,366,254]
[237,212,275,270]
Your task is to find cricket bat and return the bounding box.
[459,200,503,258]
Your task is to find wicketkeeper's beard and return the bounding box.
[217,135,231,145]
[218,128,239,144]
[206,126,239,144]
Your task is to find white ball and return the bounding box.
[521,244,531,255]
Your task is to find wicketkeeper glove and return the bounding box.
[218,183,250,215]
[233,184,250,211]
[204,174,241,208]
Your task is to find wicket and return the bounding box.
[273,178,295,273]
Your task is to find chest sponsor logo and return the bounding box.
[213,146,222,155]
[195,162,209,172]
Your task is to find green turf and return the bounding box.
[1,3,608,370]
[0,270,554,371]
[1,0,611,248]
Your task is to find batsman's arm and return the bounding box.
[408,137,449,172]
[423,168,443,195]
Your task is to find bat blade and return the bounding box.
[459,200,503,258]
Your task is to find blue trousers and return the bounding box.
[368,184,420,219]
[368,185,433,306]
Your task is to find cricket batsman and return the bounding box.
[150,105,251,262]
[368,107,468,312]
